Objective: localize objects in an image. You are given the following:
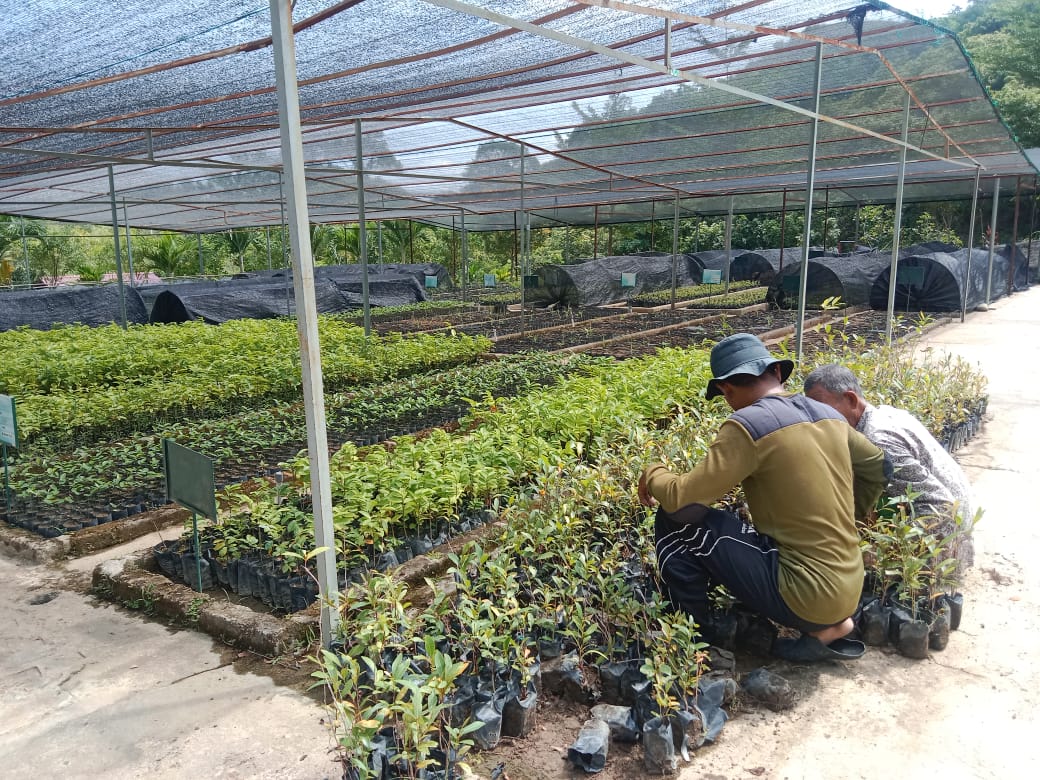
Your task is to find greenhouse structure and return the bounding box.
[2,0,1038,643]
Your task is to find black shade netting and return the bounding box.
[0,284,148,331]
[148,278,343,323]
[529,253,703,307]
[768,252,892,308]
[997,243,1031,292]
[867,248,1018,312]
[331,273,427,307]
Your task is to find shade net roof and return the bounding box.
[1,0,1036,232]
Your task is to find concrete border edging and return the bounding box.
[91,550,318,657]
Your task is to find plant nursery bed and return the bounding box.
[793,309,952,354]
[577,308,805,359]
[489,305,823,357]
[487,306,772,354]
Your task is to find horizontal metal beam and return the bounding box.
[424,0,982,170]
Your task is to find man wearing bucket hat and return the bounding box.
[638,333,890,662]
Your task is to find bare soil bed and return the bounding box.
[490,308,777,354]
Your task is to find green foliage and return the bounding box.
[136,233,195,278]
[1,318,491,447]
[943,0,1040,146]
[629,280,757,307]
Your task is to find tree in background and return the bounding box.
[28,231,77,285]
[137,233,196,277]
[215,228,257,273]
[943,0,1040,146]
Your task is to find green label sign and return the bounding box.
[424,275,439,289]
[620,272,637,288]
[483,273,497,288]
[523,274,540,289]
[702,269,722,284]
[0,395,16,448]
[897,265,925,286]
[163,439,217,520]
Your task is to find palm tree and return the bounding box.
[216,228,256,273]
[137,233,194,277]
[309,223,340,265]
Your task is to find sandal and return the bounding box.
[771,634,866,662]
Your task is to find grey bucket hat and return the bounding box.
[705,333,794,399]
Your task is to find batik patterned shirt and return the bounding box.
[857,403,976,567]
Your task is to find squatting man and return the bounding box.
[638,333,891,662]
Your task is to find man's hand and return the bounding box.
[638,471,656,507]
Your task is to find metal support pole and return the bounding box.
[106,166,129,329]
[961,166,981,323]
[1008,176,1022,295]
[377,221,384,263]
[460,210,469,303]
[270,0,339,646]
[279,175,291,316]
[795,44,823,360]
[519,145,526,314]
[986,178,1001,304]
[649,200,655,250]
[670,195,680,309]
[884,92,912,345]
[778,190,788,273]
[1027,177,1038,286]
[593,204,599,260]
[266,226,273,270]
[724,197,733,294]
[122,201,135,286]
[355,119,372,337]
[822,188,830,253]
[664,17,672,71]
[197,234,204,275]
[20,219,30,286]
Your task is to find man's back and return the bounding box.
[859,404,974,523]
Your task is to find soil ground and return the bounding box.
[2,290,1039,779]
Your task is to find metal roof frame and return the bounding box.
[1,1,1036,233]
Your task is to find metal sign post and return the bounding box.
[163,439,217,593]
[0,395,17,516]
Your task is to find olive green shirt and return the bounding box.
[643,393,889,624]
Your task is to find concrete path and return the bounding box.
[1,546,338,778]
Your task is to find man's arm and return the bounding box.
[642,420,756,516]
[847,426,891,519]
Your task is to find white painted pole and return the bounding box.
[269,0,339,646]
[985,178,1001,304]
[355,119,372,337]
[795,44,823,361]
[884,92,912,345]
[961,167,981,323]
[107,166,129,329]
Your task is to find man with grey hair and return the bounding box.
[803,363,976,572]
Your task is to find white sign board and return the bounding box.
[0,395,16,448]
